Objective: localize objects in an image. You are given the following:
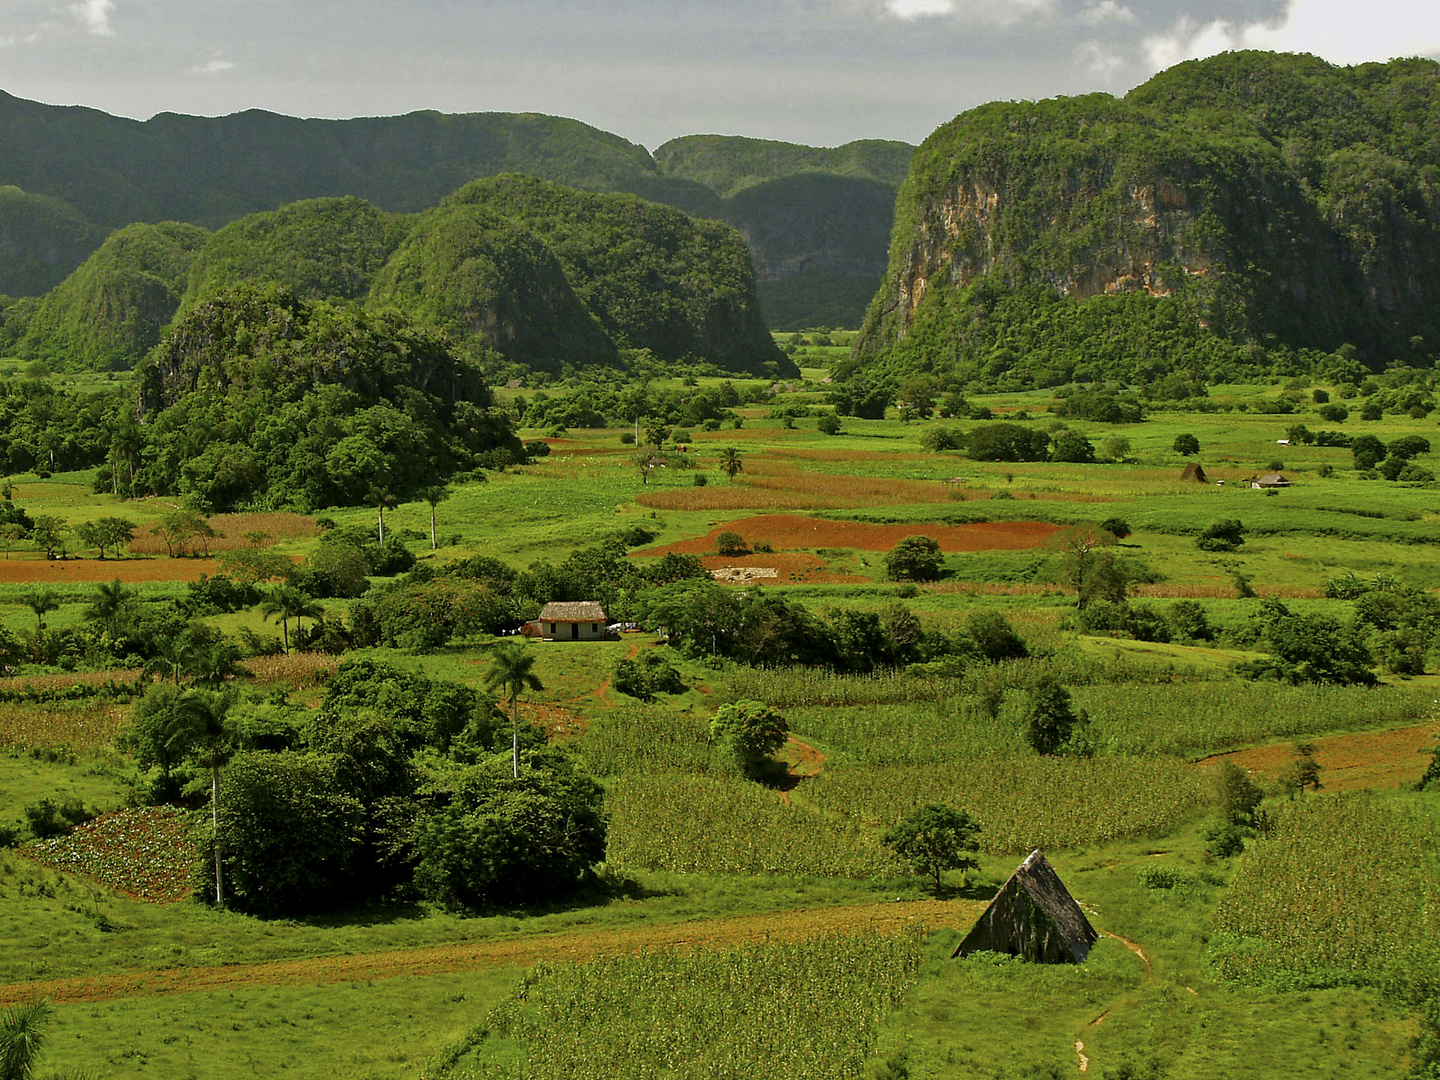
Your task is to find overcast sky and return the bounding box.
[2,0,1439,150]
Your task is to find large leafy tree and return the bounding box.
[483,640,545,779]
[883,804,980,893]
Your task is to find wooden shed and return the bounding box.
[1179,462,1208,483]
[537,602,609,641]
[952,849,1098,964]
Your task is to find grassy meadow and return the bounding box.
[0,349,1437,1078]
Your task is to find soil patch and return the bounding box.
[635,514,1060,557]
[701,553,867,585]
[0,556,221,584]
[1198,724,1437,791]
[0,898,979,1007]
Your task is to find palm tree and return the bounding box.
[718,446,744,483]
[369,487,398,545]
[24,588,58,636]
[260,584,321,654]
[1,998,54,1080]
[88,578,130,639]
[420,483,451,550]
[483,640,545,779]
[177,688,235,907]
[146,628,198,685]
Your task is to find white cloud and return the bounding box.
[70,0,115,37]
[1143,1,1440,74]
[1075,38,1123,77]
[0,36,14,48]
[191,58,237,75]
[850,0,1056,26]
[1079,1,1135,26]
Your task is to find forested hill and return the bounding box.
[848,52,1440,392]
[0,92,911,330]
[10,179,790,378]
[654,136,916,330]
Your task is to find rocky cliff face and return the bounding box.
[855,54,1440,378]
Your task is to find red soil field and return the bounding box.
[1200,724,1438,792]
[0,556,221,584]
[635,514,1061,557]
[698,552,869,585]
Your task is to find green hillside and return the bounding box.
[368,197,618,374]
[654,135,914,199]
[20,221,209,372]
[850,52,1440,391]
[457,175,786,374]
[0,184,106,297]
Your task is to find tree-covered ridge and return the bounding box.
[134,285,518,511]
[455,175,787,374]
[653,135,914,199]
[19,221,210,372]
[852,52,1440,389]
[0,93,670,229]
[180,197,408,311]
[0,183,106,297]
[368,196,618,373]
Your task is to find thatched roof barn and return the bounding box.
[952,850,1098,964]
[1179,462,1208,483]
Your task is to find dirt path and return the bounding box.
[1077,927,1154,1073]
[1198,723,1437,791]
[0,899,976,1008]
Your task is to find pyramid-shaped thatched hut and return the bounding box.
[952,850,1098,964]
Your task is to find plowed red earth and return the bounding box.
[1199,724,1438,791]
[700,552,869,585]
[0,557,220,583]
[635,514,1060,556]
[0,899,977,1006]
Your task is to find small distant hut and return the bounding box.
[1251,472,1292,489]
[537,602,609,641]
[1179,462,1208,483]
[952,849,1098,964]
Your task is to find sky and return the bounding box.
[2,0,1440,150]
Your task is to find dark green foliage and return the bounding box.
[0,380,123,476]
[964,423,1051,462]
[182,197,404,310]
[1197,519,1246,552]
[133,285,518,509]
[852,54,1440,390]
[202,751,366,916]
[0,184,106,296]
[1023,676,1088,756]
[1239,601,1377,685]
[1317,403,1349,422]
[321,659,508,756]
[882,803,980,892]
[1214,762,1264,828]
[1099,517,1131,539]
[22,795,94,839]
[368,197,617,373]
[1166,600,1214,641]
[439,176,789,376]
[715,530,749,556]
[1173,433,1201,456]
[709,700,789,777]
[611,648,687,702]
[20,221,209,371]
[885,535,944,582]
[964,612,1028,661]
[364,577,515,649]
[1351,434,1387,470]
[412,748,607,910]
[1076,600,1171,643]
[1054,390,1144,423]
[1049,429,1096,463]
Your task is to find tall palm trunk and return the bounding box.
[211,762,224,907]
[511,693,520,779]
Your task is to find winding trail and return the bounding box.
[1076,927,1155,1073]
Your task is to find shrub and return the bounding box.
[709,700,788,778]
[1023,676,1088,756]
[1050,429,1096,463]
[918,426,961,452]
[693,474,709,487]
[885,535,943,582]
[883,804,980,892]
[1166,600,1214,641]
[715,531,748,556]
[817,414,842,436]
[1173,433,1200,455]
[23,796,93,839]
[1317,403,1349,422]
[1197,519,1245,552]
[1099,517,1131,539]
[612,649,688,701]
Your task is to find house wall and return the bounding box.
[542,621,607,641]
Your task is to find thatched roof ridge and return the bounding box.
[539,601,608,622]
[952,849,1098,964]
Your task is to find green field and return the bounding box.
[0,364,1437,1079]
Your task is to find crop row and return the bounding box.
[432,930,924,1080]
[1210,792,1440,990]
